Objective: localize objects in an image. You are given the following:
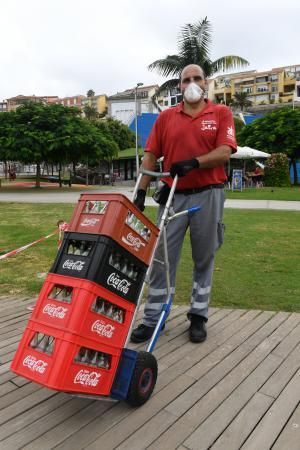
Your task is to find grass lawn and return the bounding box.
[0,203,299,313]
[225,186,300,201]
[148,186,300,202]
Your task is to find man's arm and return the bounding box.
[169,145,232,178]
[137,152,158,190]
[133,152,158,211]
[195,145,232,168]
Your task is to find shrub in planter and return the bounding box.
[264,153,290,187]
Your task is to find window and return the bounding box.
[170,97,176,106]
[170,87,180,96]
[271,85,278,92]
[256,76,268,83]
[164,100,168,106]
[257,86,268,92]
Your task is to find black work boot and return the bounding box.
[130,323,165,343]
[189,314,207,343]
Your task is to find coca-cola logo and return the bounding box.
[91,320,115,338]
[121,232,145,251]
[74,369,101,387]
[107,273,131,294]
[81,218,100,227]
[62,259,85,271]
[23,355,48,374]
[43,304,68,319]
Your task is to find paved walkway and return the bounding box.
[1,296,300,449]
[1,188,300,210]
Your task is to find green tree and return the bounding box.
[264,153,290,187]
[83,105,99,121]
[0,102,118,187]
[231,92,252,112]
[96,118,135,150]
[148,17,249,92]
[237,108,300,184]
[233,116,246,137]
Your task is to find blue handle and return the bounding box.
[188,206,202,216]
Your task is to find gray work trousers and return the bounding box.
[143,188,225,327]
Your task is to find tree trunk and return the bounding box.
[292,159,298,185]
[4,161,8,180]
[35,162,41,188]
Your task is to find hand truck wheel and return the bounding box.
[126,351,157,407]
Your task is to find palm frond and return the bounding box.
[178,18,212,68]
[147,18,250,82]
[212,56,249,74]
[148,55,182,77]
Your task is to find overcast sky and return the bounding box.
[1,0,299,100]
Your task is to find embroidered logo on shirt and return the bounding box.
[201,120,217,131]
[226,126,235,140]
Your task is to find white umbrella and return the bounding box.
[231,146,271,159]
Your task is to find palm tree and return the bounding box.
[148,17,249,93]
[87,89,95,98]
[231,92,252,111]
[83,105,98,121]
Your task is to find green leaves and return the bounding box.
[237,107,300,184]
[148,17,249,79]
[0,102,125,183]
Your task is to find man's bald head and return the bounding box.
[180,64,206,82]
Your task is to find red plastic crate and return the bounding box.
[67,193,159,265]
[10,321,121,396]
[30,274,135,348]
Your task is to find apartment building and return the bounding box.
[108,85,159,124]
[209,64,300,106]
[0,101,7,112]
[81,94,108,116]
[55,95,85,109]
[5,95,59,111]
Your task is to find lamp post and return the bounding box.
[134,82,143,176]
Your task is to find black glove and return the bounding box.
[170,159,200,178]
[134,189,146,212]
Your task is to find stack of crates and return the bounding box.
[11,193,159,397]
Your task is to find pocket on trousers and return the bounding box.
[216,221,225,249]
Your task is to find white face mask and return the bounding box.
[183,82,204,103]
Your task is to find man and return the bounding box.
[131,64,237,344]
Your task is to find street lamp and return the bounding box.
[134,82,143,176]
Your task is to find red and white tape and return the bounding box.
[0,231,58,261]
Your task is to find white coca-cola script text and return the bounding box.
[81,218,100,227]
[121,232,145,252]
[73,369,101,387]
[91,320,115,338]
[62,259,85,271]
[107,273,131,294]
[43,304,68,319]
[23,355,48,374]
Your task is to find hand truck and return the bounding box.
[10,169,201,407]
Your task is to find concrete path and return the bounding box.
[0,188,300,211]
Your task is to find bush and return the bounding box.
[264,153,290,187]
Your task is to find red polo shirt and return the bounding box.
[145,100,237,189]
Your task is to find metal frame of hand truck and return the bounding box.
[107,169,201,405]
